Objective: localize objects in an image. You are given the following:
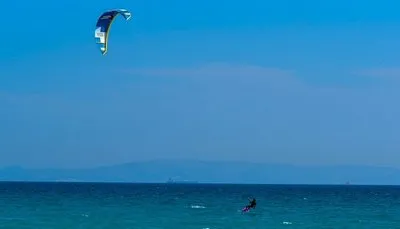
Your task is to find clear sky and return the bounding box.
[1,0,400,169]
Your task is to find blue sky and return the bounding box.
[1,0,400,168]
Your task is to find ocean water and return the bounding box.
[0,182,400,228]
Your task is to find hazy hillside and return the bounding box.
[1,160,399,185]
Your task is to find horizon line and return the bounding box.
[0,180,396,186]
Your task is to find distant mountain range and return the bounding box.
[1,160,400,185]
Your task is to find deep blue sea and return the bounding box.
[0,182,400,228]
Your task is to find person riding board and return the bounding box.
[247,197,256,209]
[243,197,256,212]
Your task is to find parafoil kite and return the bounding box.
[94,9,132,55]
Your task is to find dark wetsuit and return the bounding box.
[246,198,256,209]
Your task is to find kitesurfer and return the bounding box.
[247,197,256,209]
[242,197,256,212]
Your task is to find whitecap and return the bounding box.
[283,221,292,224]
[191,205,206,209]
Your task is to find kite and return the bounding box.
[94,9,132,55]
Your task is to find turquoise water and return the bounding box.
[0,182,400,228]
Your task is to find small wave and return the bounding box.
[0,217,26,221]
[283,221,292,225]
[191,205,206,209]
[81,214,89,217]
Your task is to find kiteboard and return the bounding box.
[241,206,251,213]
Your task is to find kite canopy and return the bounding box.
[94,9,132,55]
